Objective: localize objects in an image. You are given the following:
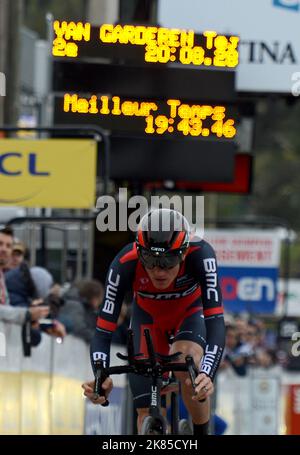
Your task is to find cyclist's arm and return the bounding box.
[90,243,137,373]
[188,239,225,381]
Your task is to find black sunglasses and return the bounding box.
[138,248,183,269]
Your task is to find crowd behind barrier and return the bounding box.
[0,320,128,434]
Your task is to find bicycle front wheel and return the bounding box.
[140,416,167,435]
[178,419,193,435]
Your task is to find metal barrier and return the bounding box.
[8,215,96,282]
[2,318,299,435]
[0,321,127,435]
[215,366,300,435]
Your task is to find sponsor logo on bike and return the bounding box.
[151,385,158,407]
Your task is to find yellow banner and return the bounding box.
[0,139,97,208]
[0,371,85,434]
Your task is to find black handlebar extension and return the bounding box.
[93,329,200,406]
[94,360,109,407]
[144,328,156,367]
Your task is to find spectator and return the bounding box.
[5,238,66,340]
[0,226,49,326]
[231,317,277,369]
[221,324,248,376]
[8,240,25,270]
[247,320,276,368]
[234,317,249,344]
[30,266,54,299]
[8,240,54,300]
[59,279,104,343]
[6,259,38,308]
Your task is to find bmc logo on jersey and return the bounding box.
[273,0,300,11]
[138,283,198,300]
[92,352,108,367]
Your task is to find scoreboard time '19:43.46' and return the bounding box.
[62,93,236,139]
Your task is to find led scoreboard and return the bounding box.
[52,20,241,184]
[55,94,236,139]
[52,21,239,68]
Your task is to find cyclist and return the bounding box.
[82,208,225,436]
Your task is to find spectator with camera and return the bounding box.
[0,226,49,326]
[221,324,248,376]
[4,236,66,341]
[59,280,104,343]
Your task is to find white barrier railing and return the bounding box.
[216,367,300,435]
[1,320,300,435]
[0,321,127,435]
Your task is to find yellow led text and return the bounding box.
[63,94,158,117]
[99,24,195,48]
[52,21,91,57]
[61,95,236,139]
[52,20,238,68]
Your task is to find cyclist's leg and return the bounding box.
[170,340,210,424]
[169,310,210,426]
[128,302,167,433]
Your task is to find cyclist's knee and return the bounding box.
[170,340,203,363]
[170,341,203,383]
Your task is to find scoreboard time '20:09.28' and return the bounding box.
[62,93,236,139]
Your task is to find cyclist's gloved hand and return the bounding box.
[81,377,113,405]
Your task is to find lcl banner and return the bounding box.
[0,139,96,208]
[204,229,281,314]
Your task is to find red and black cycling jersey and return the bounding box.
[90,238,225,381]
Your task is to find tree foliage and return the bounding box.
[24,0,87,38]
[251,98,300,230]
[217,97,300,232]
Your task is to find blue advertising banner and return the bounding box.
[204,229,281,314]
[218,266,278,314]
